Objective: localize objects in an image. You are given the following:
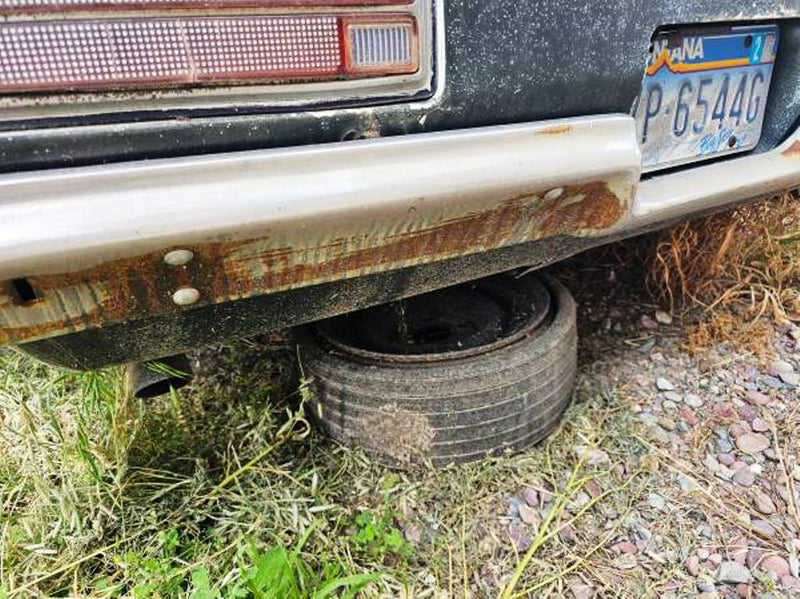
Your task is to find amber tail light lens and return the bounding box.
[0,13,418,94]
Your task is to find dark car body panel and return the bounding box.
[2,1,800,173]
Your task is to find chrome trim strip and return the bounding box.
[0,115,640,280]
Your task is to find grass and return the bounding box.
[0,333,658,597]
[648,191,800,359]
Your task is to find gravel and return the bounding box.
[751,489,777,515]
[684,394,704,408]
[761,555,791,578]
[656,377,675,391]
[648,493,666,511]
[735,433,771,454]
[732,469,756,487]
[717,561,753,584]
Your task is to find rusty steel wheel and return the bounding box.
[297,272,577,467]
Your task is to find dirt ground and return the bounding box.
[1,212,799,597]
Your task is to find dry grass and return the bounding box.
[646,191,800,357]
[649,191,800,317]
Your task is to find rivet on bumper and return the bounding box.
[172,287,200,306]
[163,249,194,266]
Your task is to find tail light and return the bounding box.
[0,0,434,119]
[0,14,417,93]
[0,1,411,13]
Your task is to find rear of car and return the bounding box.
[0,0,799,369]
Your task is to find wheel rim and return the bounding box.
[313,273,552,364]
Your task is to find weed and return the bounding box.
[648,191,800,321]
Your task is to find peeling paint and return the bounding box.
[0,177,631,345]
[538,124,573,135]
[782,141,800,157]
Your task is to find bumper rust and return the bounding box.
[0,116,639,345]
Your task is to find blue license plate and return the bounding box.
[635,25,778,171]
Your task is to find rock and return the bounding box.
[762,375,784,389]
[713,403,737,421]
[662,400,679,411]
[752,519,777,538]
[403,523,422,544]
[522,487,538,507]
[585,479,602,498]
[740,403,757,423]
[566,491,591,513]
[687,554,701,576]
[698,548,710,560]
[745,390,770,406]
[518,502,540,527]
[655,310,673,325]
[716,437,734,454]
[736,433,770,454]
[697,581,715,593]
[658,417,677,431]
[761,555,791,578]
[718,452,736,466]
[573,445,610,465]
[664,391,682,402]
[569,582,596,599]
[730,536,749,565]
[680,407,699,427]
[684,394,704,408]
[677,473,699,492]
[781,575,800,592]
[708,553,723,566]
[704,454,722,474]
[559,523,577,545]
[638,339,656,354]
[717,561,752,584]
[768,360,794,377]
[735,582,751,598]
[612,540,637,554]
[746,548,764,569]
[640,314,659,330]
[508,523,532,551]
[657,377,675,391]
[732,469,756,487]
[614,553,638,570]
[793,465,800,482]
[730,422,750,438]
[751,417,770,433]
[752,489,777,515]
[648,493,666,511]
[780,372,799,386]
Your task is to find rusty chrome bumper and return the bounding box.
[0,113,798,347]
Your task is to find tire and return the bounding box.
[297,273,577,468]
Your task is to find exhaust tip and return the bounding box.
[128,354,194,399]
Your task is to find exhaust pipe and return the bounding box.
[127,353,194,399]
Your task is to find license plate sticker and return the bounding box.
[635,25,779,171]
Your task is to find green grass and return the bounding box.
[0,335,653,598]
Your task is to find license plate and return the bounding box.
[635,25,779,171]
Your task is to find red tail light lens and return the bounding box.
[0,14,418,93]
[0,0,410,14]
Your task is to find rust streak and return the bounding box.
[0,179,629,345]
[782,140,800,157]
[537,124,573,136]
